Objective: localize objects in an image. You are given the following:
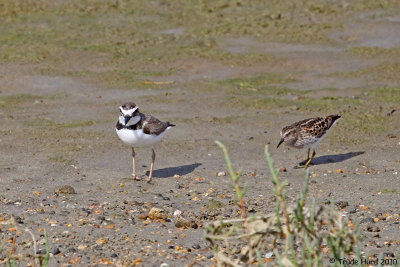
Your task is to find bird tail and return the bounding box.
[330,114,341,123]
[167,122,176,127]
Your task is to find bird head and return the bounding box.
[277,128,296,148]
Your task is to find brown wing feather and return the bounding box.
[299,115,340,138]
[142,115,170,135]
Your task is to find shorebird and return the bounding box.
[277,115,341,168]
[116,102,175,182]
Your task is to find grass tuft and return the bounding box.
[206,142,362,266]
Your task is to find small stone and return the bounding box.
[265,252,273,258]
[280,167,287,172]
[110,253,118,258]
[174,216,197,229]
[217,171,226,177]
[36,249,46,255]
[51,247,61,255]
[96,238,108,245]
[384,252,395,258]
[335,201,349,209]
[54,185,76,195]
[206,254,214,259]
[148,207,167,220]
[77,244,87,250]
[366,225,380,232]
[160,263,169,267]
[192,243,201,250]
[173,210,182,217]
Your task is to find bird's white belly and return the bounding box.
[116,128,169,147]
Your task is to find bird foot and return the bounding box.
[121,176,141,181]
[144,177,152,183]
[294,164,312,169]
[294,165,307,169]
[298,161,314,167]
[131,175,141,181]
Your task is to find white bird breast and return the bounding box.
[116,127,171,147]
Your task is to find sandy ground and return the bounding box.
[1,7,400,267]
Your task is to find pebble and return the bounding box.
[366,225,380,232]
[173,210,182,217]
[148,207,167,220]
[110,253,118,258]
[265,252,273,258]
[173,216,197,229]
[192,243,200,250]
[160,263,169,267]
[384,252,395,258]
[217,171,226,177]
[36,249,46,255]
[54,185,76,195]
[51,247,61,255]
[335,201,349,209]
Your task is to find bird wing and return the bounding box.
[300,115,340,138]
[142,115,170,135]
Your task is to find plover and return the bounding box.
[116,102,175,182]
[277,115,341,168]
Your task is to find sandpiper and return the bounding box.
[277,115,341,168]
[116,102,175,182]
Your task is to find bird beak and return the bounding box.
[124,116,131,125]
[277,138,284,148]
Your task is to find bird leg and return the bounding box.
[296,149,316,169]
[145,148,156,183]
[303,150,316,168]
[131,147,140,180]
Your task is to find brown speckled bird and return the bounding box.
[277,115,341,168]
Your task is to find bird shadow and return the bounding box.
[300,151,365,166]
[146,163,202,178]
